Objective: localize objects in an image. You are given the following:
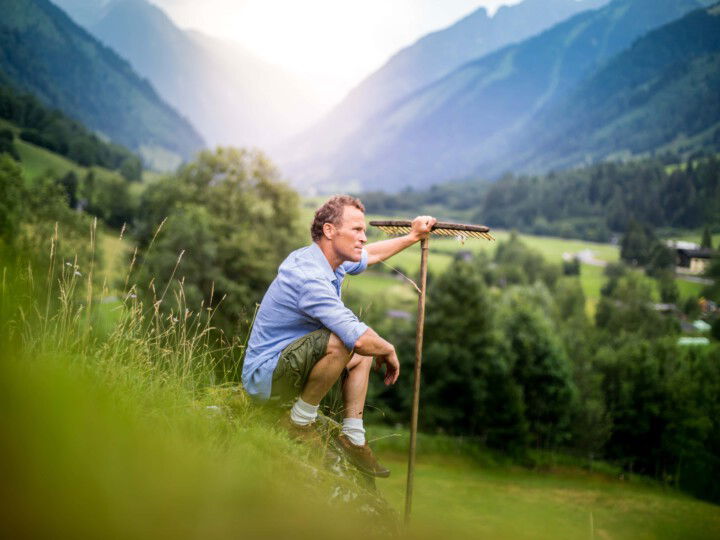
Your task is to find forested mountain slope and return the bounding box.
[294,0,711,192]
[56,0,322,147]
[0,74,141,178]
[0,0,204,169]
[500,3,720,174]
[279,0,606,178]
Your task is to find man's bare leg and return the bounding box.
[342,354,373,419]
[300,333,352,406]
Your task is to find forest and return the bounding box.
[2,146,719,505]
[362,154,720,242]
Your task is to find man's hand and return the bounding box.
[409,215,437,242]
[356,328,400,385]
[366,215,436,266]
[374,349,400,386]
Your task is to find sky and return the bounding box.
[150,0,522,104]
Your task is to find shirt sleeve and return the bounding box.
[297,279,369,350]
[340,247,368,275]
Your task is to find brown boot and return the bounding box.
[278,413,327,450]
[337,434,391,478]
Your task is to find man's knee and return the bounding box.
[326,333,351,362]
[347,353,372,372]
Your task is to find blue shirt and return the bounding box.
[242,242,369,399]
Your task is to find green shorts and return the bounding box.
[269,328,338,408]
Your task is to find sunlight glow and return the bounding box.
[150,0,521,104]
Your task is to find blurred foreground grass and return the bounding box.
[0,253,394,539]
[1,223,718,539]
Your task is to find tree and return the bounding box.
[0,155,24,242]
[132,147,303,335]
[84,173,134,228]
[417,258,529,451]
[0,128,19,161]
[657,271,679,304]
[57,171,79,210]
[620,219,656,266]
[646,243,676,277]
[119,156,142,182]
[701,226,713,249]
[497,285,575,449]
[596,272,677,338]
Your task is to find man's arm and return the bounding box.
[354,328,400,386]
[366,215,437,266]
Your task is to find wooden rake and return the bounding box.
[369,219,494,524]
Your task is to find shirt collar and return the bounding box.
[309,242,338,282]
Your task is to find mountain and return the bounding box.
[289,0,711,192]
[54,0,325,148]
[280,0,608,190]
[0,0,204,170]
[502,3,720,174]
[0,74,142,178]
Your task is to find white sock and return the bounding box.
[290,397,318,426]
[342,417,366,446]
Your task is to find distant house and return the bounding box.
[666,240,715,274]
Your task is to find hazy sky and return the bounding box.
[150,0,522,103]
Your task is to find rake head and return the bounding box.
[369,220,495,241]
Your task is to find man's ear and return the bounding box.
[322,222,334,240]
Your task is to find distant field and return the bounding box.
[376,451,720,539]
[16,139,83,181]
[339,213,713,312]
[12,136,127,189]
[99,229,132,291]
[343,218,623,311]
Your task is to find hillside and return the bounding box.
[2,253,719,539]
[279,0,607,179]
[0,0,204,169]
[0,78,141,178]
[54,0,325,147]
[504,3,720,173]
[288,0,712,192]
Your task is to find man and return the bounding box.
[242,195,436,477]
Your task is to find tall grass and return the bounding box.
[0,223,397,539]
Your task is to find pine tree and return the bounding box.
[701,226,713,249]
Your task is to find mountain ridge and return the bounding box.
[289,0,712,192]
[0,0,204,169]
[278,0,608,189]
[54,0,325,148]
[501,3,720,175]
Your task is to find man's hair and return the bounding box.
[311,195,365,241]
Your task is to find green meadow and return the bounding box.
[377,451,720,539]
[335,214,705,315]
[3,154,716,538]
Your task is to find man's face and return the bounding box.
[330,206,367,262]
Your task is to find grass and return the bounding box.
[99,227,132,289]
[376,452,720,539]
[677,278,705,300]
[2,219,718,539]
[0,239,389,538]
[3,118,158,192]
[366,428,720,539]
[15,138,84,181]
